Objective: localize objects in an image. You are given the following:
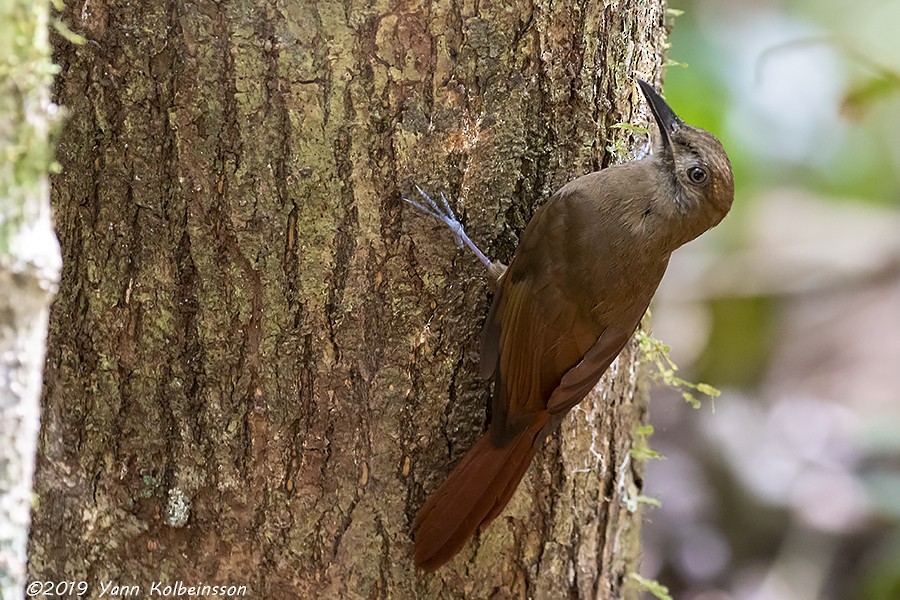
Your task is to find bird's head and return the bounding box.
[637,79,735,240]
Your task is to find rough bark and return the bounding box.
[0,2,62,599]
[31,0,667,597]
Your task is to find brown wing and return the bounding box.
[480,197,606,445]
[545,327,633,415]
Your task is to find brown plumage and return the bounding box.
[406,80,734,570]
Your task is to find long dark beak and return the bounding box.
[637,79,682,149]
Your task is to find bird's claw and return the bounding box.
[402,186,465,249]
[634,139,652,161]
[402,185,492,268]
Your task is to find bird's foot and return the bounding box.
[634,139,652,160]
[402,186,492,269]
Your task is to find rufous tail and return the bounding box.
[413,414,549,570]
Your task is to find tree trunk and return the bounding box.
[31,0,667,597]
[0,2,61,599]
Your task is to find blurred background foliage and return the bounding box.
[641,0,900,599]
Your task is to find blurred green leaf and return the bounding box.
[841,74,900,119]
[857,533,900,600]
[697,296,774,389]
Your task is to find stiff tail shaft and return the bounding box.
[413,415,548,570]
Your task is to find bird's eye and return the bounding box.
[687,166,708,184]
